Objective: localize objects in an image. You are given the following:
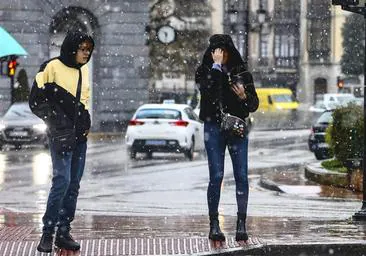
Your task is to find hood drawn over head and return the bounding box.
[200,34,245,70]
[59,30,95,69]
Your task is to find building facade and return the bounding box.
[0,0,149,131]
[299,1,349,106]
[223,0,301,94]
[221,0,348,107]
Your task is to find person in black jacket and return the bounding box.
[195,34,259,246]
[29,30,94,253]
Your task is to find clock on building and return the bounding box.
[157,25,176,44]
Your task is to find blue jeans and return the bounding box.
[204,121,249,215]
[42,141,87,234]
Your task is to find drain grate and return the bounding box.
[0,237,263,256]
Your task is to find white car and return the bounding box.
[125,103,204,160]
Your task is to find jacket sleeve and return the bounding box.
[29,61,53,122]
[195,64,224,112]
[241,71,259,113]
[196,65,223,94]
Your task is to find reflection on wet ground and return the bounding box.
[263,166,363,200]
[0,212,365,244]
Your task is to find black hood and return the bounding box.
[59,31,94,69]
[200,34,245,70]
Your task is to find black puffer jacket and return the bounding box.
[29,31,94,143]
[195,34,259,123]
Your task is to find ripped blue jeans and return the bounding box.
[204,121,249,215]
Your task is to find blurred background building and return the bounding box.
[0,0,358,131]
[221,0,352,108]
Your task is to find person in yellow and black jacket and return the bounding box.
[29,30,94,253]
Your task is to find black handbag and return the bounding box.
[49,70,82,154]
[220,111,248,138]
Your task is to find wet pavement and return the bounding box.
[1,129,366,255]
[260,166,364,200]
[0,212,366,255]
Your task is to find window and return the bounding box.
[307,0,331,61]
[260,34,269,58]
[275,33,297,58]
[136,109,182,120]
[273,0,300,65]
[185,108,201,121]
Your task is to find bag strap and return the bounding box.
[218,70,227,118]
[73,69,82,129]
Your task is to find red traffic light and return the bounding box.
[7,59,17,77]
[337,76,344,88]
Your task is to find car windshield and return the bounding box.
[4,104,36,119]
[271,94,295,103]
[317,111,333,124]
[136,108,181,119]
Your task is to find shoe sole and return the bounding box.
[54,244,80,251]
[36,246,52,253]
[209,234,226,241]
[235,233,249,242]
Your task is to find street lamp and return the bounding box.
[257,6,267,25]
[256,5,267,61]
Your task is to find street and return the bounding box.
[0,129,360,218]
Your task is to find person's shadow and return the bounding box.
[55,248,80,256]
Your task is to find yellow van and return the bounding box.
[256,88,299,113]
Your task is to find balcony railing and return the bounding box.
[251,57,299,70]
[274,57,299,69]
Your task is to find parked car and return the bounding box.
[125,103,204,160]
[308,110,334,160]
[316,93,356,109]
[0,102,48,150]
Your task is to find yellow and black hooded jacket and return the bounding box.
[29,31,94,143]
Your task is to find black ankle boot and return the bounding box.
[37,233,54,253]
[235,212,248,241]
[208,213,226,241]
[55,231,80,251]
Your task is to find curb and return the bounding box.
[257,164,303,193]
[203,242,366,256]
[88,132,124,141]
[263,242,366,256]
[305,162,348,187]
[258,177,284,193]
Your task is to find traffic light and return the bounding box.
[337,76,345,89]
[332,0,359,5]
[7,59,17,77]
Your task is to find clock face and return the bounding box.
[157,25,176,44]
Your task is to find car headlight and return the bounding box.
[33,123,48,133]
[0,123,5,131]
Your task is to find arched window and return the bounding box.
[314,77,328,103]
